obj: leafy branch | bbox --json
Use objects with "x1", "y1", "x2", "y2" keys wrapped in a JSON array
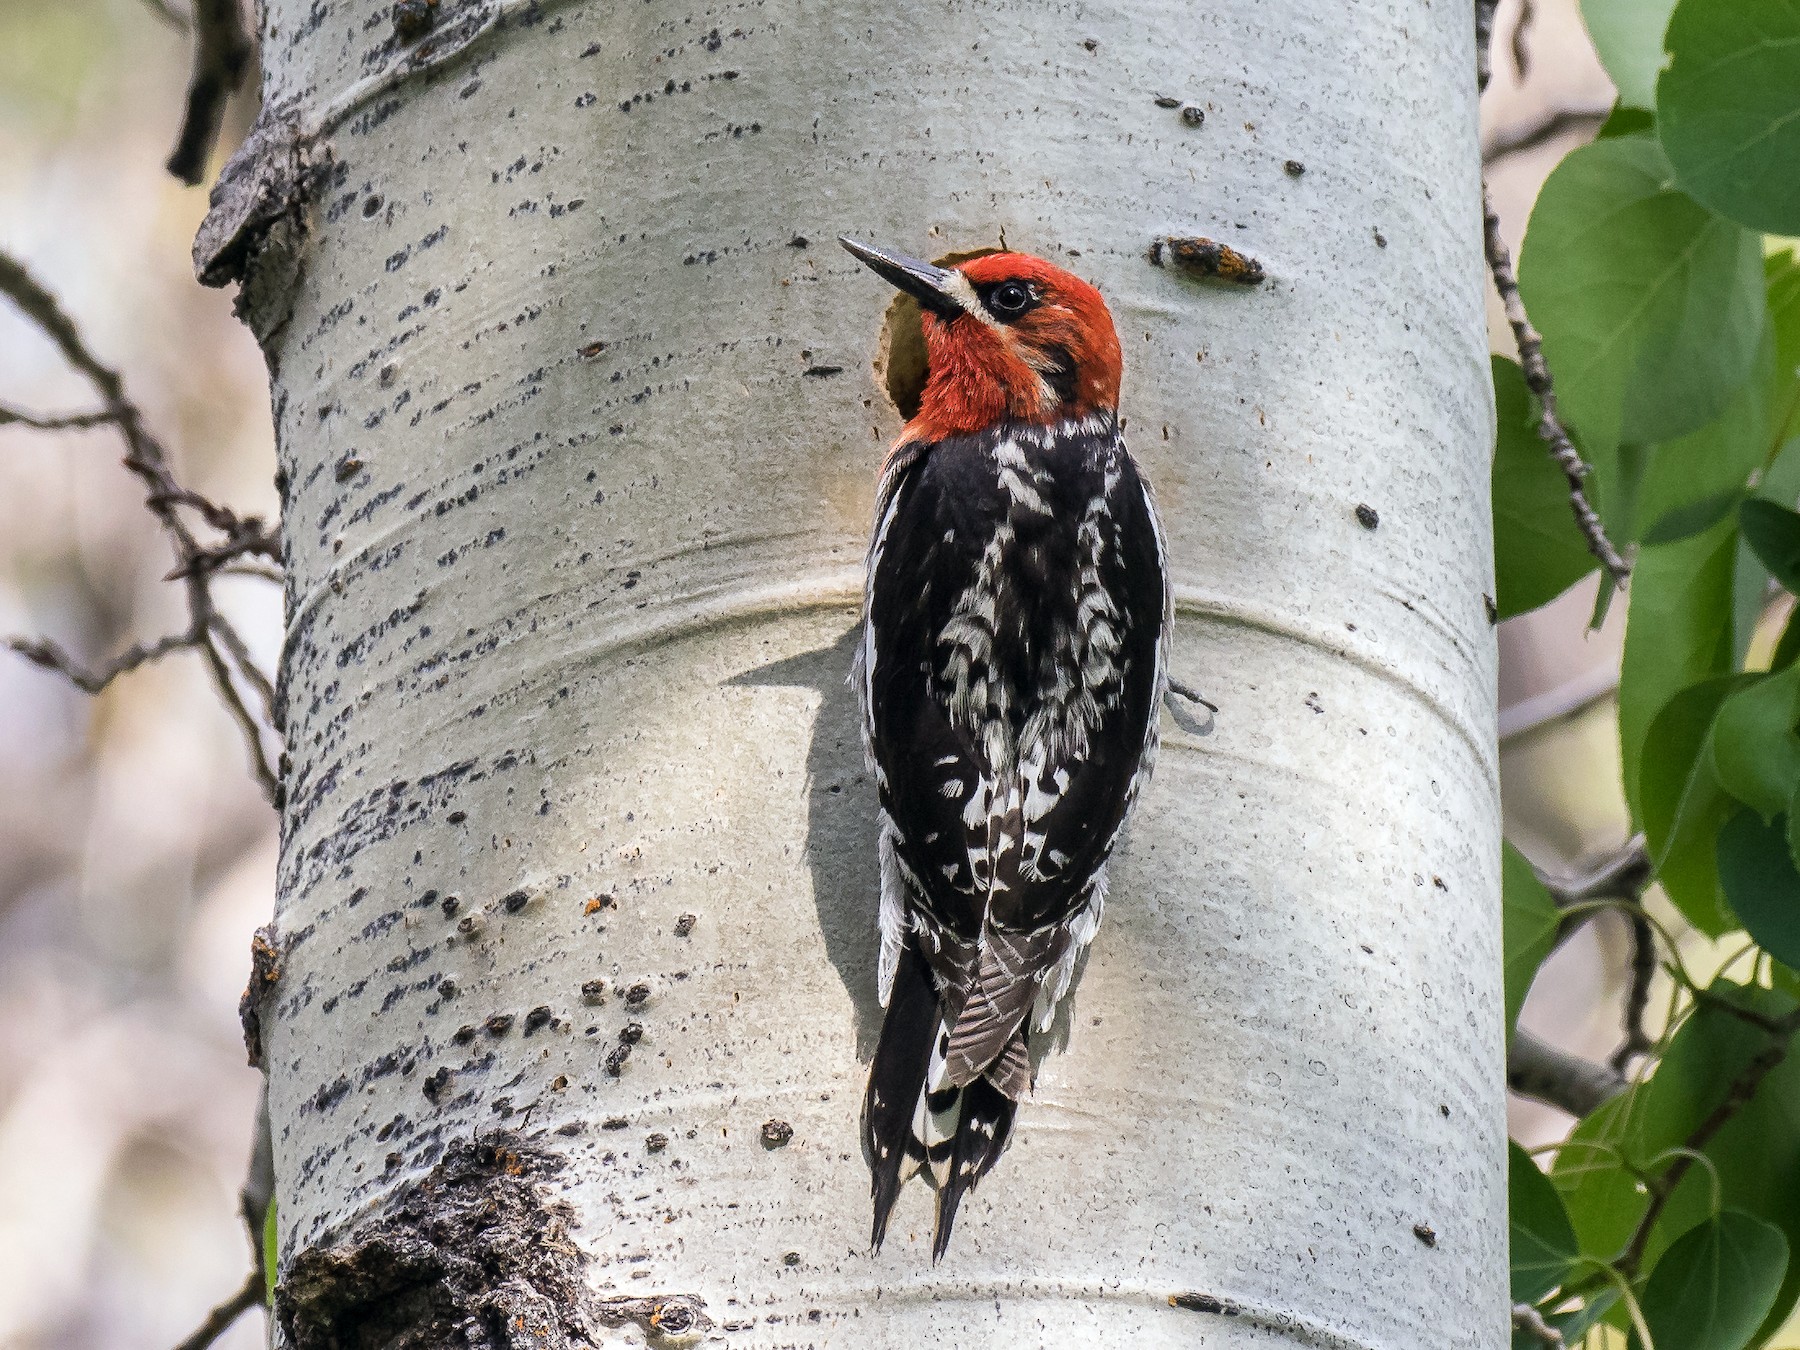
[
  {"x1": 1619, "y1": 1010, "x2": 1800, "y2": 1281},
  {"x1": 1481, "y1": 191, "x2": 1631, "y2": 586}
]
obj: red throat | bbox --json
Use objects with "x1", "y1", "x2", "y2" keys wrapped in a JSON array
[{"x1": 903, "y1": 253, "x2": 1123, "y2": 444}]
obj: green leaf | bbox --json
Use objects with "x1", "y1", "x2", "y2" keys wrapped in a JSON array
[
  {"x1": 1658, "y1": 0, "x2": 1800, "y2": 235},
  {"x1": 1775, "y1": 943, "x2": 1800, "y2": 997},
  {"x1": 1631, "y1": 1211, "x2": 1789, "y2": 1350},
  {"x1": 1511, "y1": 1141, "x2": 1580, "y2": 1304},
  {"x1": 1640, "y1": 488, "x2": 1743, "y2": 546},
  {"x1": 1503, "y1": 845, "x2": 1561, "y2": 1039},
  {"x1": 1599, "y1": 106, "x2": 1658, "y2": 140},
  {"x1": 1771, "y1": 251, "x2": 1800, "y2": 413},
  {"x1": 1557, "y1": 984, "x2": 1800, "y2": 1340},
  {"x1": 1635, "y1": 328, "x2": 1775, "y2": 545},
  {"x1": 1549, "y1": 1289, "x2": 1621, "y2": 1346},
  {"x1": 1518, "y1": 137, "x2": 1765, "y2": 536},
  {"x1": 1742, "y1": 499, "x2": 1800, "y2": 593},
  {"x1": 1774, "y1": 606, "x2": 1800, "y2": 673},
  {"x1": 263, "y1": 1200, "x2": 278, "y2": 1306},
  {"x1": 1642, "y1": 677, "x2": 1750, "y2": 935},
  {"x1": 1491, "y1": 357, "x2": 1597, "y2": 617},
  {"x1": 1719, "y1": 810, "x2": 1800, "y2": 970},
  {"x1": 1579, "y1": 0, "x2": 1679, "y2": 109},
  {"x1": 1621, "y1": 517, "x2": 1739, "y2": 825},
  {"x1": 1712, "y1": 665, "x2": 1800, "y2": 818},
  {"x1": 1734, "y1": 540, "x2": 1772, "y2": 673}
]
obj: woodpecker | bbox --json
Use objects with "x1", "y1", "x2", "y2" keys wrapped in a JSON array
[{"x1": 842, "y1": 238, "x2": 1170, "y2": 1258}]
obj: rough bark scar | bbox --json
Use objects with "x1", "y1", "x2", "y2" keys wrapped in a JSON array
[
  {"x1": 193, "y1": 103, "x2": 316, "y2": 290},
  {"x1": 277, "y1": 1133, "x2": 713, "y2": 1348},
  {"x1": 240, "y1": 923, "x2": 284, "y2": 1069}
]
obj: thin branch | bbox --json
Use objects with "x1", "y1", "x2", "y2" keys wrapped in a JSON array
[
  {"x1": 209, "y1": 610, "x2": 279, "y2": 730},
  {"x1": 1692, "y1": 985, "x2": 1800, "y2": 1036},
  {"x1": 166, "y1": 0, "x2": 252, "y2": 185},
  {"x1": 0, "y1": 402, "x2": 119, "y2": 431},
  {"x1": 0, "y1": 248, "x2": 280, "y2": 803},
  {"x1": 1475, "y1": 0, "x2": 1501, "y2": 94},
  {"x1": 1482, "y1": 186, "x2": 1632, "y2": 585},
  {"x1": 1482, "y1": 105, "x2": 1611, "y2": 166},
  {"x1": 215, "y1": 560, "x2": 285, "y2": 584},
  {"x1": 1508, "y1": 1028, "x2": 1629, "y2": 1116},
  {"x1": 196, "y1": 622, "x2": 280, "y2": 799},
  {"x1": 1536, "y1": 836, "x2": 1651, "y2": 911},
  {"x1": 171, "y1": 1268, "x2": 263, "y2": 1350},
  {"x1": 1512, "y1": 1304, "x2": 1566, "y2": 1350},
  {"x1": 1510, "y1": 0, "x2": 1535, "y2": 80},
  {"x1": 5, "y1": 629, "x2": 203, "y2": 694},
  {"x1": 164, "y1": 518, "x2": 281, "y2": 580},
  {"x1": 1611, "y1": 911, "x2": 1657, "y2": 1071},
  {"x1": 1530, "y1": 838, "x2": 1665, "y2": 1071},
  {"x1": 1499, "y1": 663, "x2": 1620, "y2": 742}
]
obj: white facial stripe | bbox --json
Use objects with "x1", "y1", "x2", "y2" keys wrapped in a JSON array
[{"x1": 941, "y1": 271, "x2": 999, "y2": 327}]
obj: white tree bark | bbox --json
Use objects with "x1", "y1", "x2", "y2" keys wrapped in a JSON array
[{"x1": 224, "y1": 0, "x2": 1503, "y2": 1344}]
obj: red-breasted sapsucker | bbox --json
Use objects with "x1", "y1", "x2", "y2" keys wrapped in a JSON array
[{"x1": 842, "y1": 238, "x2": 1171, "y2": 1258}]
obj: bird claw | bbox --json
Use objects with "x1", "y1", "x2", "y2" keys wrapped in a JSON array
[{"x1": 1164, "y1": 680, "x2": 1217, "y2": 736}]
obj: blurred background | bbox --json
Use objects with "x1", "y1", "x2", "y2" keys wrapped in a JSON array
[
  {"x1": 0, "y1": 1, "x2": 273, "y2": 1345},
  {"x1": 0, "y1": 0, "x2": 1716, "y2": 1344}
]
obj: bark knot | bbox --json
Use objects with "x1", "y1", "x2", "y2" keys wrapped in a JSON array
[
  {"x1": 240, "y1": 923, "x2": 284, "y2": 1068},
  {"x1": 276, "y1": 1132, "x2": 710, "y2": 1348}
]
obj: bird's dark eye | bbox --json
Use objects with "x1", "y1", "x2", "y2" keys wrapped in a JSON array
[{"x1": 987, "y1": 281, "x2": 1034, "y2": 319}]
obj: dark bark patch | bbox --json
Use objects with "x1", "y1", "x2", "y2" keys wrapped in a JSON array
[
  {"x1": 240, "y1": 923, "x2": 284, "y2": 1068},
  {"x1": 1149, "y1": 235, "x2": 1266, "y2": 286},
  {"x1": 1170, "y1": 1291, "x2": 1242, "y2": 1316},
  {"x1": 278, "y1": 1134, "x2": 709, "y2": 1348}
]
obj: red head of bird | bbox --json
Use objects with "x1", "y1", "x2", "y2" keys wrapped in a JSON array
[{"x1": 840, "y1": 239, "x2": 1124, "y2": 444}]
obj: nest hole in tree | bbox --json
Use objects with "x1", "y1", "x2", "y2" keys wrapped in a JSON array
[{"x1": 872, "y1": 245, "x2": 1002, "y2": 421}]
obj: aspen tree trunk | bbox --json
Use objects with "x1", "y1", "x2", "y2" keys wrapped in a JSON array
[{"x1": 217, "y1": 0, "x2": 1504, "y2": 1344}]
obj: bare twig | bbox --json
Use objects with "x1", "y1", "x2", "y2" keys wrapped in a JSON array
[
  {"x1": 164, "y1": 518, "x2": 281, "y2": 580},
  {"x1": 166, "y1": 0, "x2": 252, "y2": 185},
  {"x1": 1499, "y1": 664, "x2": 1621, "y2": 743},
  {"x1": 1482, "y1": 104, "x2": 1611, "y2": 166},
  {"x1": 6, "y1": 630, "x2": 203, "y2": 695},
  {"x1": 171, "y1": 1268, "x2": 263, "y2": 1350},
  {"x1": 1611, "y1": 911, "x2": 1657, "y2": 1071},
  {"x1": 1475, "y1": 0, "x2": 1501, "y2": 94},
  {"x1": 0, "y1": 249, "x2": 280, "y2": 801},
  {"x1": 1535, "y1": 836, "x2": 1651, "y2": 911},
  {"x1": 1529, "y1": 838, "x2": 1660, "y2": 1073},
  {"x1": 0, "y1": 402, "x2": 119, "y2": 431},
  {"x1": 1474, "y1": 0, "x2": 1628, "y2": 585},
  {"x1": 210, "y1": 612, "x2": 278, "y2": 728},
  {"x1": 1512, "y1": 1303, "x2": 1566, "y2": 1350},
  {"x1": 1482, "y1": 187, "x2": 1631, "y2": 585},
  {"x1": 1510, "y1": 0, "x2": 1535, "y2": 80},
  {"x1": 1508, "y1": 1028, "x2": 1629, "y2": 1116}
]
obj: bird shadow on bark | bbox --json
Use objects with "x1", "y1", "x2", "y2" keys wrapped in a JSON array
[{"x1": 727, "y1": 622, "x2": 885, "y2": 1059}]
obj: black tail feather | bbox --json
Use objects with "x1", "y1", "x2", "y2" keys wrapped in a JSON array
[
  {"x1": 864, "y1": 938, "x2": 938, "y2": 1250},
  {"x1": 930, "y1": 1067, "x2": 1018, "y2": 1261}
]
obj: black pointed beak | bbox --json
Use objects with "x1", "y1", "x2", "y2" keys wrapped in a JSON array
[{"x1": 839, "y1": 237, "x2": 966, "y2": 319}]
